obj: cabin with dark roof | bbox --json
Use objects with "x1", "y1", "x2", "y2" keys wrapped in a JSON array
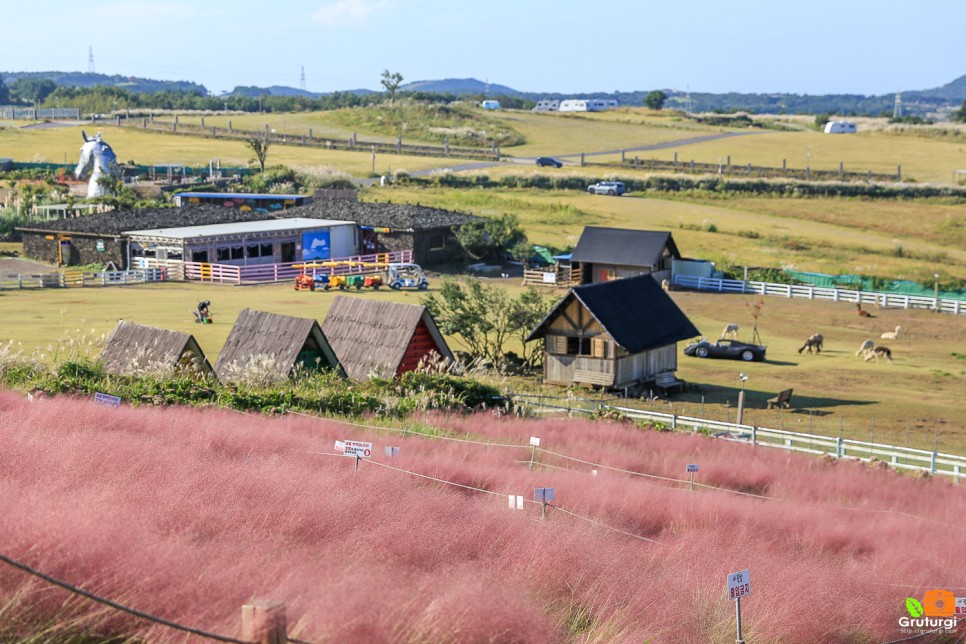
[
  {"x1": 526, "y1": 275, "x2": 700, "y2": 388},
  {"x1": 321, "y1": 296, "x2": 453, "y2": 380},
  {"x1": 100, "y1": 321, "x2": 212, "y2": 378},
  {"x1": 214, "y1": 309, "x2": 344, "y2": 384},
  {"x1": 571, "y1": 226, "x2": 680, "y2": 285}
]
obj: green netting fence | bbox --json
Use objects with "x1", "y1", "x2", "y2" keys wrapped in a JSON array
[{"x1": 785, "y1": 270, "x2": 965, "y2": 301}]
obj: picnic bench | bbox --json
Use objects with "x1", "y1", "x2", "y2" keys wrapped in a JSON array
[
  {"x1": 652, "y1": 370, "x2": 686, "y2": 395},
  {"x1": 766, "y1": 388, "x2": 793, "y2": 409}
]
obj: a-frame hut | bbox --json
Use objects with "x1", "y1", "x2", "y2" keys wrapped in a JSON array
[
  {"x1": 322, "y1": 296, "x2": 454, "y2": 380},
  {"x1": 100, "y1": 320, "x2": 213, "y2": 377},
  {"x1": 214, "y1": 309, "x2": 344, "y2": 384},
  {"x1": 526, "y1": 275, "x2": 700, "y2": 388}
]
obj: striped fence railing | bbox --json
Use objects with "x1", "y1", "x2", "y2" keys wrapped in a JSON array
[
  {"x1": 672, "y1": 275, "x2": 966, "y2": 315},
  {"x1": 0, "y1": 268, "x2": 167, "y2": 290},
  {"x1": 513, "y1": 397, "x2": 965, "y2": 480}
]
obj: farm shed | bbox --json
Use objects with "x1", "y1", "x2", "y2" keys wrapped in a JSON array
[
  {"x1": 100, "y1": 320, "x2": 213, "y2": 378},
  {"x1": 526, "y1": 275, "x2": 700, "y2": 388},
  {"x1": 321, "y1": 296, "x2": 454, "y2": 380},
  {"x1": 290, "y1": 201, "x2": 477, "y2": 267},
  {"x1": 124, "y1": 217, "x2": 357, "y2": 266},
  {"x1": 214, "y1": 309, "x2": 344, "y2": 384},
  {"x1": 571, "y1": 226, "x2": 681, "y2": 285},
  {"x1": 173, "y1": 192, "x2": 312, "y2": 211}
]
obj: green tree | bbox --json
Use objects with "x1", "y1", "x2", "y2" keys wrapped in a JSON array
[
  {"x1": 950, "y1": 101, "x2": 966, "y2": 123},
  {"x1": 245, "y1": 131, "x2": 272, "y2": 172},
  {"x1": 509, "y1": 287, "x2": 554, "y2": 369},
  {"x1": 10, "y1": 77, "x2": 56, "y2": 105},
  {"x1": 380, "y1": 70, "x2": 404, "y2": 105},
  {"x1": 644, "y1": 90, "x2": 667, "y2": 110},
  {"x1": 0, "y1": 74, "x2": 9, "y2": 104},
  {"x1": 456, "y1": 214, "x2": 527, "y2": 264}
]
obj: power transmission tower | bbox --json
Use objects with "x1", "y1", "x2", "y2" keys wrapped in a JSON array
[
  {"x1": 893, "y1": 92, "x2": 902, "y2": 119},
  {"x1": 300, "y1": 66, "x2": 306, "y2": 91},
  {"x1": 87, "y1": 46, "x2": 95, "y2": 74}
]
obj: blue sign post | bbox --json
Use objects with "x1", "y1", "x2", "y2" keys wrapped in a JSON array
[{"x1": 534, "y1": 487, "x2": 555, "y2": 519}]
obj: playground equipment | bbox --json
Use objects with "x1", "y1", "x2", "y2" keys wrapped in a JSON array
[{"x1": 293, "y1": 261, "x2": 426, "y2": 292}]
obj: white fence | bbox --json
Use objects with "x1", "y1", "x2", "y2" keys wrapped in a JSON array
[
  {"x1": 0, "y1": 268, "x2": 167, "y2": 290},
  {"x1": 672, "y1": 275, "x2": 966, "y2": 315},
  {"x1": 513, "y1": 396, "x2": 965, "y2": 480}
]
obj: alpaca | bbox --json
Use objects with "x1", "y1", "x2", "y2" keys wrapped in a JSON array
[
  {"x1": 661, "y1": 279, "x2": 670, "y2": 293},
  {"x1": 856, "y1": 302, "x2": 874, "y2": 318},
  {"x1": 720, "y1": 323, "x2": 739, "y2": 340},
  {"x1": 855, "y1": 339, "x2": 874, "y2": 356},
  {"x1": 864, "y1": 346, "x2": 893, "y2": 364},
  {"x1": 880, "y1": 325, "x2": 902, "y2": 340},
  {"x1": 798, "y1": 333, "x2": 824, "y2": 354}
]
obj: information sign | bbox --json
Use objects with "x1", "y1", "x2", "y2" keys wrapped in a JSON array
[{"x1": 727, "y1": 570, "x2": 751, "y2": 601}]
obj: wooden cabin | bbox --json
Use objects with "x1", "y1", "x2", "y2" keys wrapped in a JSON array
[
  {"x1": 526, "y1": 275, "x2": 700, "y2": 388},
  {"x1": 213, "y1": 309, "x2": 344, "y2": 384},
  {"x1": 571, "y1": 226, "x2": 680, "y2": 285},
  {"x1": 321, "y1": 296, "x2": 454, "y2": 380},
  {"x1": 100, "y1": 320, "x2": 213, "y2": 378}
]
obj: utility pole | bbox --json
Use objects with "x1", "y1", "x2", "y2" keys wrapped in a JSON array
[{"x1": 87, "y1": 46, "x2": 95, "y2": 74}]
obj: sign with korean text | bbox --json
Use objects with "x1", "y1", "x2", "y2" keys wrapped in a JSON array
[
  {"x1": 94, "y1": 392, "x2": 121, "y2": 408},
  {"x1": 342, "y1": 440, "x2": 372, "y2": 458},
  {"x1": 686, "y1": 464, "x2": 699, "y2": 473},
  {"x1": 727, "y1": 569, "x2": 751, "y2": 601}
]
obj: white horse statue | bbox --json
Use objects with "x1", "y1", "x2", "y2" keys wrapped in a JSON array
[{"x1": 75, "y1": 131, "x2": 118, "y2": 198}]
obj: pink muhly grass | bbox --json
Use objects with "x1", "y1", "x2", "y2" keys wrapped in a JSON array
[{"x1": 0, "y1": 391, "x2": 963, "y2": 642}]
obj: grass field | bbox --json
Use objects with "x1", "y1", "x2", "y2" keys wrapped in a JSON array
[
  {"x1": 0, "y1": 279, "x2": 962, "y2": 453},
  {"x1": 372, "y1": 186, "x2": 966, "y2": 282},
  {"x1": 4, "y1": 107, "x2": 964, "y2": 183}
]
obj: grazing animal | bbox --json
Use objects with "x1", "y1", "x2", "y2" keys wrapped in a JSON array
[
  {"x1": 880, "y1": 325, "x2": 902, "y2": 340},
  {"x1": 856, "y1": 302, "x2": 874, "y2": 318},
  {"x1": 720, "y1": 323, "x2": 740, "y2": 340},
  {"x1": 864, "y1": 346, "x2": 893, "y2": 364},
  {"x1": 855, "y1": 339, "x2": 874, "y2": 356},
  {"x1": 798, "y1": 333, "x2": 824, "y2": 354}
]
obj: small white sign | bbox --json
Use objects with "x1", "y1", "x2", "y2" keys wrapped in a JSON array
[
  {"x1": 342, "y1": 440, "x2": 372, "y2": 458},
  {"x1": 687, "y1": 464, "x2": 699, "y2": 473},
  {"x1": 727, "y1": 569, "x2": 751, "y2": 601},
  {"x1": 542, "y1": 272, "x2": 557, "y2": 284},
  {"x1": 334, "y1": 440, "x2": 346, "y2": 452},
  {"x1": 385, "y1": 446, "x2": 400, "y2": 457},
  {"x1": 508, "y1": 495, "x2": 524, "y2": 510},
  {"x1": 955, "y1": 597, "x2": 966, "y2": 615},
  {"x1": 529, "y1": 436, "x2": 541, "y2": 447},
  {"x1": 94, "y1": 392, "x2": 121, "y2": 408}
]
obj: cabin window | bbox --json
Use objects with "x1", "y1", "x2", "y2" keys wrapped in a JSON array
[
  {"x1": 216, "y1": 247, "x2": 230, "y2": 261},
  {"x1": 428, "y1": 232, "x2": 446, "y2": 250},
  {"x1": 230, "y1": 246, "x2": 244, "y2": 260},
  {"x1": 247, "y1": 244, "x2": 261, "y2": 258},
  {"x1": 566, "y1": 337, "x2": 592, "y2": 356}
]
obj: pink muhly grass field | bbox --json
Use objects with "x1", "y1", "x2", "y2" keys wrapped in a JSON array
[{"x1": 0, "y1": 391, "x2": 963, "y2": 643}]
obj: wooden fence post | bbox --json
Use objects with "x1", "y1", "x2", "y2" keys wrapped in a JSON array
[{"x1": 242, "y1": 600, "x2": 287, "y2": 644}]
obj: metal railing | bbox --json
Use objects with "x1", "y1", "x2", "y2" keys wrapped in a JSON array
[
  {"x1": 0, "y1": 268, "x2": 167, "y2": 290},
  {"x1": 672, "y1": 275, "x2": 966, "y2": 315},
  {"x1": 513, "y1": 397, "x2": 965, "y2": 480}
]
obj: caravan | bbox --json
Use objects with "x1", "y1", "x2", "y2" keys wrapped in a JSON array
[{"x1": 824, "y1": 120, "x2": 857, "y2": 134}]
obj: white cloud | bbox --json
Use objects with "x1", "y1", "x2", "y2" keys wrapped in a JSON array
[{"x1": 312, "y1": 0, "x2": 391, "y2": 26}]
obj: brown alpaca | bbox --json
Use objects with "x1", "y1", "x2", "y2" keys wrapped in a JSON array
[
  {"x1": 798, "y1": 333, "x2": 823, "y2": 354},
  {"x1": 856, "y1": 302, "x2": 874, "y2": 318}
]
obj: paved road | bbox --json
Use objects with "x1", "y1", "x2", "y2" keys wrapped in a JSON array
[{"x1": 359, "y1": 130, "x2": 768, "y2": 185}]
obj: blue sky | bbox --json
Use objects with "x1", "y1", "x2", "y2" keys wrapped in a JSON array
[{"x1": 1, "y1": 0, "x2": 962, "y2": 96}]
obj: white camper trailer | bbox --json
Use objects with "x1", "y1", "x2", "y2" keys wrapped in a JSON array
[
  {"x1": 824, "y1": 120, "x2": 857, "y2": 134},
  {"x1": 480, "y1": 100, "x2": 501, "y2": 110}
]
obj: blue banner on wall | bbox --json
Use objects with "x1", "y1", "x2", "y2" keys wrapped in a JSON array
[{"x1": 302, "y1": 230, "x2": 331, "y2": 260}]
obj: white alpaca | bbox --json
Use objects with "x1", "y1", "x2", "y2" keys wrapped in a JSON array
[
  {"x1": 855, "y1": 339, "x2": 874, "y2": 356},
  {"x1": 880, "y1": 325, "x2": 901, "y2": 340},
  {"x1": 720, "y1": 323, "x2": 739, "y2": 340}
]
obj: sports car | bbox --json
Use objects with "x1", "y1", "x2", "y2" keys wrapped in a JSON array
[{"x1": 683, "y1": 339, "x2": 766, "y2": 362}]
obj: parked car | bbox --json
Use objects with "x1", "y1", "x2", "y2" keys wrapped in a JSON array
[
  {"x1": 683, "y1": 339, "x2": 766, "y2": 362},
  {"x1": 536, "y1": 157, "x2": 563, "y2": 168},
  {"x1": 587, "y1": 181, "x2": 626, "y2": 195}
]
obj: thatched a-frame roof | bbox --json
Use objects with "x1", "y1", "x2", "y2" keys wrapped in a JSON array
[
  {"x1": 321, "y1": 296, "x2": 453, "y2": 380},
  {"x1": 214, "y1": 309, "x2": 344, "y2": 384},
  {"x1": 100, "y1": 320, "x2": 212, "y2": 377}
]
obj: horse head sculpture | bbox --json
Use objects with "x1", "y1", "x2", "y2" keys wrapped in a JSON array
[{"x1": 75, "y1": 131, "x2": 118, "y2": 198}]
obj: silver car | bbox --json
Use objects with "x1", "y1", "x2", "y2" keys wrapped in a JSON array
[{"x1": 587, "y1": 181, "x2": 626, "y2": 196}]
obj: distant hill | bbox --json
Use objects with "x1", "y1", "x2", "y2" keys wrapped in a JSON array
[
  {"x1": 0, "y1": 71, "x2": 206, "y2": 95},
  {"x1": 225, "y1": 85, "x2": 376, "y2": 98},
  {"x1": 400, "y1": 78, "x2": 523, "y2": 96}
]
